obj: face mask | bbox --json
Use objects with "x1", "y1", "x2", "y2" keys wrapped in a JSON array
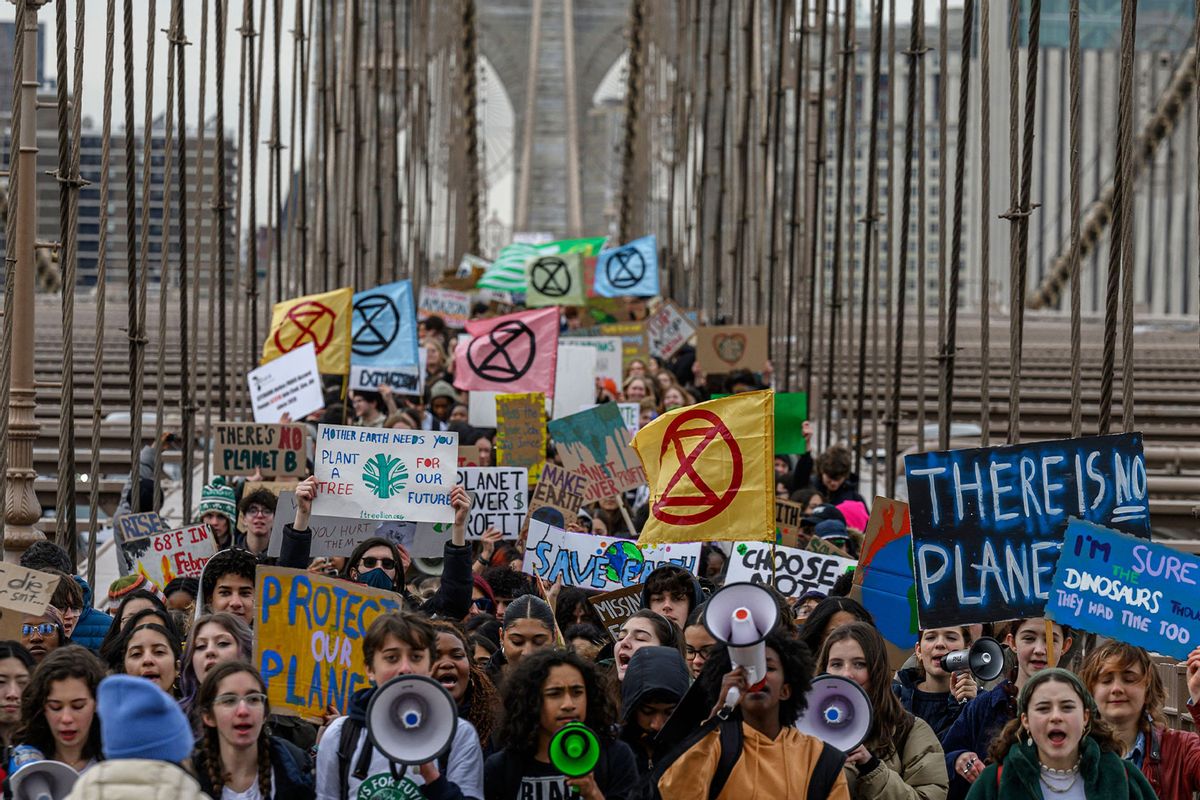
[{"x1": 358, "y1": 568, "x2": 393, "y2": 590}]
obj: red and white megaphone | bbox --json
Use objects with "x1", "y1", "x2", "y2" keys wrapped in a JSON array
[{"x1": 703, "y1": 582, "x2": 779, "y2": 710}]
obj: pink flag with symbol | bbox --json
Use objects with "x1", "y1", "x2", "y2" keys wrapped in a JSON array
[{"x1": 454, "y1": 306, "x2": 559, "y2": 396}]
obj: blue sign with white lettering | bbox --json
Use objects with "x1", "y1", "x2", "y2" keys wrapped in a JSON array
[
  {"x1": 904, "y1": 432, "x2": 1150, "y2": 627},
  {"x1": 1046, "y1": 519, "x2": 1198, "y2": 659}
]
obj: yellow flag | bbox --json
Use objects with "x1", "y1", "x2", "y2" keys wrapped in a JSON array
[
  {"x1": 633, "y1": 389, "x2": 774, "y2": 545},
  {"x1": 261, "y1": 287, "x2": 353, "y2": 375}
]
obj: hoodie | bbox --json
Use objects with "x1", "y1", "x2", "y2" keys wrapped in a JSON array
[
  {"x1": 620, "y1": 647, "x2": 691, "y2": 776},
  {"x1": 638, "y1": 567, "x2": 704, "y2": 613},
  {"x1": 71, "y1": 576, "x2": 114, "y2": 653}
]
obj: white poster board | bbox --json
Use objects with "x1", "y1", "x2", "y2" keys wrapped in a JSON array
[{"x1": 248, "y1": 342, "x2": 324, "y2": 423}]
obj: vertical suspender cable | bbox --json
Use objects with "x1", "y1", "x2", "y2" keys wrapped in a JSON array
[
  {"x1": 1067, "y1": 0, "x2": 1082, "y2": 438},
  {"x1": 175, "y1": 0, "x2": 194, "y2": 521},
  {"x1": 192, "y1": 0, "x2": 210, "y2": 482},
  {"x1": 979, "y1": 0, "x2": 992, "y2": 445},
  {"x1": 215, "y1": 0, "x2": 230, "y2": 416},
  {"x1": 934, "y1": 0, "x2": 948, "y2": 447},
  {"x1": 122, "y1": 0, "x2": 142, "y2": 511},
  {"x1": 153, "y1": 3, "x2": 178, "y2": 525},
  {"x1": 914, "y1": 0, "x2": 927, "y2": 451},
  {"x1": 802, "y1": 0, "x2": 828, "y2": 403},
  {"x1": 1116, "y1": 0, "x2": 1136, "y2": 433},
  {"x1": 245, "y1": 0, "x2": 261, "y2": 366},
  {"x1": 270, "y1": 0, "x2": 283, "y2": 304},
  {"x1": 784, "y1": 0, "x2": 809, "y2": 394},
  {"x1": 711, "y1": 0, "x2": 734, "y2": 319},
  {"x1": 823, "y1": 0, "x2": 852, "y2": 447},
  {"x1": 1003, "y1": 0, "x2": 1021, "y2": 443}
]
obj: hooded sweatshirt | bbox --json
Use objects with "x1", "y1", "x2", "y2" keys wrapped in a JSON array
[
  {"x1": 620, "y1": 646, "x2": 691, "y2": 775},
  {"x1": 71, "y1": 576, "x2": 114, "y2": 653}
]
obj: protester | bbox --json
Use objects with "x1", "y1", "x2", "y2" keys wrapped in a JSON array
[
  {"x1": 1079, "y1": 641, "x2": 1200, "y2": 799},
  {"x1": 941, "y1": 618, "x2": 1072, "y2": 800},
  {"x1": 640, "y1": 565, "x2": 704, "y2": 629},
  {"x1": 162, "y1": 577, "x2": 200, "y2": 612},
  {"x1": 20, "y1": 606, "x2": 67, "y2": 664},
  {"x1": 179, "y1": 612, "x2": 253, "y2": 715},
  {"x1": 104, "y1": 574, "x2": 156, "y2": 615},
  {"x1": 614, "y1": 610, "x2": 683, "y2": 681},
  {"x1": 11, "y1": 645, "x2": 106, "y2": 772},
  {"x1": 202, "y1": 548, "x2": 260, "y2": 626},
  {"x1": 314, "y1": 612, "x2": 484, "y2": 800},
  {"x1": 797, "y1": 595, "x2": 875, "y2": 658},
  {"x1": 620, "y1": 646, "x2": 690, "y2": 776},
  {"x1": 488, "y1": 595, "x2": 556, "y2": 683},
  {"x1": 810, "y1": 444, "x2": 868, "y2": 507},
  {"x1": 0, "y1": 643, "x2": 33, "y2": 786},
  {"x1": 46, "y1": 569, "x2": 85, "y2": 639},
  {"x1": 194, "y1": 661, "x2": 315, "y2": 800},
  {"x1": 966, "y1": 668, "x2": 1156, "y2": 800},
  {"x1": 96, "y1": 589, "x2": 170, "y2": 660},
  {"x1": 431, "y1": 620, "x2": 500, "y2": 751},
  {"x1": 819, "y1": 622, "x2": 948, "y2": 799},
  {"x1": 794, "y1": 590, "x2": 826, "y2": 622},
  {"x1": 350, "y1": 390, "x2": 388, "y2": 427},
  {"x1": 20, "y1": 541, "x2": 113, "y2": 652},
  {"x1": 564, "y1": 624, "x2": 606, "y2": 662},
  {"x1": 893, "y1": 627, "x2": 979, "y2": 738},
  {"x1": 555, "y1": 586, "x2": 603, "y2": 633},
  {"x1": 237, "y1": 488, "x2": 278, "y2": 556},
  {"x1": 482, "y1": 568, "x2": 534, "y2": 617},
  {"x1": 112, "y1": 608, "x2": 182, "y2": 695},
  {"x1": 683, "y1": 603, "x2": 717, "y2": 679},
  {"x1": 197, "y1": 476, "x2": 239, "y2": 550},
  {"x1": 484, "y1": 649, "x2": 637, "y2": 800}
]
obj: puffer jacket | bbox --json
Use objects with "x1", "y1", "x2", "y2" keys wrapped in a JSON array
[
  {"x1": 71, "y1": 576, "x2": 113, "y2": 653},
  {"x1": 64, "y1": 759, "x2": 209, "y2": 800},
  {"x1": 843, "y1": 714, "x2": 948, "y2": 800}
]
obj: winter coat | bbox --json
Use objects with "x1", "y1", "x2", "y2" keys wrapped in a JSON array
[
  {"x1": 71, "y1": 576, "x2": 113, "y2": 653},
  {"x1": 939, "y1": 680, "x2": 1016, "y2": 800},
  {"x1": 893, "y1": 667, "x2": 967, "y2": 740},
  {"x1": 1140, "y1": 700, "x2": 1200, "y2": 800},
  {"x1": 485, "y1": 739, "x2": 638, "y2": 800},
  {"x1": 844, "y1": 714, "x2": 948, "y2": 800},
  {"x1": 412, "y1": 542, "x2": 474, "y2": 620},
  {"x1": 195, "y1": 734, "x2": 315, "y2": 800},
  {"x1": 808, "y1": 472, "x2": 869, "y2": 508},
  {"x1": 64, "y1": 759, "x2": 209, "y2": 800},
  {"x1": 965, "y1": 737, "x2": 1156, "y2": 800}
]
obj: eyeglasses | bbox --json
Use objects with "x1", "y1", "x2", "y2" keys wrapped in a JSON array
[
  {"x1": 22, "y1": 624, "x2": 56, "y2": 637},
  {"x1": 244, "y1": 506, "x2": 273, "y2": 517},
  {"x1": 471, "y1": 597, "x2": 495, "y2": 613},
  {"x1": 360, "y1": 557, "x2": 396, "y2": 570},
  {"x1": 212, "y1": 692, "x2": 268, "y2": 710}
]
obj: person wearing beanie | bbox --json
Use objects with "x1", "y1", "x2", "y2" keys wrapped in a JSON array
[
  {"x1": 63, "y1": 674, "x2": 208, "y2": 800},
  {"x1": 196, "y1": 476, "x2": 238, "y2": 549},
  {"x1": 428, "y1": 380, "x2": 459, "y2": 425},
  {"x1": 619, "y1": 646, "x2": 691, "y2": 776},
  {"x1": 105, "y1": 574, "x2": 154, "y2": 615}
]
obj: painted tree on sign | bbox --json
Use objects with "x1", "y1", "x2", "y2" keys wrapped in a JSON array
[{"x1": 363, "y1": 454, "x2": 408, "y2": 500}]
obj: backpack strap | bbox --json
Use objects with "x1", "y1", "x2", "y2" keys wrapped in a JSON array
[
  {"x1": 707, "y1": 718, "x2": 744, "y2": 800},
  {"x1": 336, "y1": 718, "x2": 366, "y2": 800},
  {"x1": 805, "y1": 742, "x2": 848, "y2": 800},
  {"x1": 996, "y1": 764, "x2": 1002, "y2": 787}
]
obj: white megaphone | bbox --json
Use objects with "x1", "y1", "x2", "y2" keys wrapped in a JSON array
[
  {"x1": 797, "y1": 675, "x2": 873, "y2": 753},
  {"x1": 10, "y1": 761, "x2": 78, "y2": 800},
  {"x1": 703, "y1": 583, "x2": 779, "y2": 711},
  {"x1": 941, "y1": 636, "x2": 1005, "y2": 688},
  {"x1": 367, "y1": 675, "x2": 459, "y2": 767}
]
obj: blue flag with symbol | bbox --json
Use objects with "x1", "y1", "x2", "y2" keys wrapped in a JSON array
[
  {"x1": 350, "y1": 280, "x2": 419, "y2": 367},
  {"x1": 593, "y1": 235, "x2": 659, "y2": 298}
]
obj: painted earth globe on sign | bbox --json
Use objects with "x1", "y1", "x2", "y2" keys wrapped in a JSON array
[{"x1": 601, "y1": 540, "x2": 644, "y2": 584}]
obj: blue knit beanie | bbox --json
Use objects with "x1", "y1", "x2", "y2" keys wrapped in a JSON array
[{"x1": 97, "y1": 675, "x2": 194, "y2": 763}]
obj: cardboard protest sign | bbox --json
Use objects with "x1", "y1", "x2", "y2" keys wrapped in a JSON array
[
  {"x1": 1046, "y1": 519, "x2": 1200, "y2": 660},
  {"x1": 262, "y1": 287, "x2": 353, "y2": 375},
  {"x1": 454, "y1": 307, "x2": 559, "y2": 396},
  {"x1": 267, "y1": 492, "x2": 380, "y2": 558},
  {"x1": 495, "y1": 393, "x2": 547, "y2": 482},
  {"x1": 122, "y1": 524, "x2": 216, "y2": 590},
  {"x1": 526, "y1": 252, "x2": 586, "y2": 307},
  {"x1": 523, "y1": 520, "x2": 700, "y2": 591},
  {"x1": 417, "y1": 286, "x2": 472, "y2": 328},
  {"x1": 351, "y1": 281, "x2": 419, "y2": 368},
  {"x1": 552, "y1": 344, "x2": 597, "y2": 420},
  {"x1": 634, "y1": 391, "x2": 775, "y2": 545},
  {"x1": 775, "y1": 499, "x2": 806, "y2": 548},
  {"x1": 558, "y1": 336, "x2": 623, "y2": 389},
  {"x1": 727, "y1": 541, "x2": 855, "y2": 598},
  {"x1": 255, "y1": 566, "x2": 403, "y2": 720},
  {"x1": 853, "y1": 497, "x2": 918, "y2": 650},
  {"x1": 548, "y1": 403, "x2": 646, "y2": 503},
  {"x1": 312, "y1": 424, "x2": 458, "y2": 523},
  {"x1": 458, "y1": 444, "x2": 484, "y2": 467},
  {"x1": 248, "y1": 342, "x2": 324, "y2": 423},
  {"x1": 806, "y1": 536, "x2": 853, "y2": 559},
  {"x1": 0, "y1": 563, "x2": 60, "y2": 616},
  {"x1": 696, "y1": 325, "x2": 769, "y2": 374},
  {"x1": 905, "y1": 432, "x2": 1151, "y2": 627},
  {"x1": 593, "y1": 235, "x2": 659, "y2": 297},
  {"x1": 527, "y1": 463, "x2": 586, "y2": 529},
  {"x1": 113, "y1": 512, "x2": 170, "y2": 573},
  {"x1": 213, "y1": 423, "x2": 308, "y2": 478},
  {"x1": 646, "y1": 301, "x2": 695, "y2": 359},
  {"x1": 598, "y1": 322, "x2": 650, "y2": 368},
  {"x1": 450, "y1": 467, "x2": 528, "y2": 538},
  {"x1": 589, "y1": 583, "x2": 644, "y2": 641}
]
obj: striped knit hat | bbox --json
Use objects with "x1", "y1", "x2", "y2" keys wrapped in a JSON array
[{"x1": 196, "y1": 476, "x2": 237, "y2": 527}]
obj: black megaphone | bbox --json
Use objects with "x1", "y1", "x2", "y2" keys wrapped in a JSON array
[{"x1": 940, "y1": 636, "x2": 1005, "y2": 683}]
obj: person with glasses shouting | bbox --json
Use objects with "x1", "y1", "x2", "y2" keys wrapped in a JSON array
[
  {"x1": 19, "y1": 607, "x2": 67, "y2": 664},
  {"x1": 194, "y1": 660, "x2": 315, "y2": 800}
]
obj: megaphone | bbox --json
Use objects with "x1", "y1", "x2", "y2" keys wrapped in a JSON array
[
  {"x1": 940, "y1": 636, "x2": 1005, "y2": 683},
  {"x1": 366, "y1": 675, "x2": 459, "y2": 766},
  {"x1": 10, "y1": 761, "x2": 78, "y2": 800},
  {"x1": 549, "y1": 722, "x2": 601, "y2": 778},
  {"x1": 796, "y1": 675, "x2": 873, "y2": 753},
  {"x1": 703, "y1": 583, "x2": 779, "y2": 710}
]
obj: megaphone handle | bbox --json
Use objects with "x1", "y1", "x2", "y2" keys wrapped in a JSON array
[{"x1": 723, "y1": 685, "x2": 741, "y2": 711}]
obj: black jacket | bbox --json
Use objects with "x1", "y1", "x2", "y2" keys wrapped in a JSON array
[
  {"x1": 483, "y1": 739, "x2": 639, "y2": 800},
  {"x1": 807, "y1": 472, "x2": 868, "y2": 507},
  {"x1": 891, "y1": 666, "x2": 965, "y2": 740},
  {"x1": 194, "y1": 735, "x2": 315, "y2": 800},
  {"x1": 412, "y1": 542, "x2": 473, "y2": 620},
  {"x1": 620, "y1": 647, "x2": 691, "y2": 776}
]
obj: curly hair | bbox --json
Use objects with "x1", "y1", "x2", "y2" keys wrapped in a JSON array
[
  {"x1": 196, "y1": 661, "x2": 273, "y2": 800},
  {"x1": 692, "y1": 631, "x2": 814, "y2": 726},
  {"x1": 14, "y1": 646, "x2": 106, "y2": 760},
  {"x1": 1077, "y1": 642, "x2": 1167, "y2": 732},
  {"x1": 797, "y1": 595, "x2": 874, "y2": 657},
  {"x1": 432, "y1": 620, "x2": 500, "y2": 747},
  {"x1": 555, "y1": 586, "x2": 602, "y2": 633},
  {"x1": 496, "y1": 648, "x2": 615, "y2": 759},
  {"x1": 202, "y1": 549, "x2": 260, "y2": 608},
  {"x1": 987, "y1": 673, "x2": 1123, "y2": 764},
  {"x1": 818, "y1": 622, "x2": 913, "y2": 761},
  {"x1": 179, "y1": 613, "x2": 254, "y2": 715}
]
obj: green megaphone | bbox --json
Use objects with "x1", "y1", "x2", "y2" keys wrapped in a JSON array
[{"x1": 549, "y1": 722, "x2": 601, "y2": 780}]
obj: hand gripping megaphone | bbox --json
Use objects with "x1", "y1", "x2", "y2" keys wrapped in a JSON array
[
  {"x1": 796, "y1": 675, "x2": 873, "y2": 753},
  {"x1": 703, "y1": 583, "x2": 779, "y2": 710},
  {"x1": 366, "y1": 675, "x2": 459, "y2": 767},
  {"x1": 940, "y1": 636, "x2": 1005, "y2": 683},
  {"x1": 549, "y1": 722, "x2": 602, "y2": 778},
  {"x1": 9, "y1": 761, "x2": 79, "y2": 800}
]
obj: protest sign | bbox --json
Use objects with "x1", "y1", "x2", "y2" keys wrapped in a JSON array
[
  {"x1": 113, "y1": 512, "x2": 170, "y2": 573},
  {"x1": 454, "y1": 307, "x2": 559, "y2": 396},
  {"x1": 527, "y1": 463, "x2": 586, "y2": 529},
  {"x1": 853, "y1": 497, "x2": 918, "y2": 650},
  {"x1": 646, "y1": 301, "x2": 695, "y2": 359},
  {"x1": 617, "y1": 403, "x2": 640, "y2": 435},
  {"x1": 312, "y1": 424, "x2": 458, "y2": 523},
  {"x1": 467, "y1": 390, "x2": 498, "y2": 428},
  {"x1": 1046, "y1": 519, "x2": 1200, "y2": 660},
  {"x1": 267, "y1": 492, "x2": 381, "y2": 558},
  {"x1": 905, "y1": 432, "x2": 1151, "y2": 627},
  {"x1": 0, "y1": 563, "x2": 60, "y2": 616},
  {"x1": 351, "y1": 281, "x2": 419, "y2": 368},
  {"x1": 248, "y1": 342, "x2": 324, "y2": 423},
  {"x1": 523, "y1": 520, "x2": 700, "y2": 592},
  {"x1": 598, "y1": 322, "x2": 650, "y2": 368},
  {"x1": 558, "y1": 336, "x2": 623, "y2": 389},
  {"x1": 526, "y1": 252, "x2": 586, "y2": 307},
  {"x1": 417, "y1": 287, "x2": 472, "y2": 328},
  {"x1": 589, "y1": 584, "x2": 644, "y2": 641},
  {"x1": 349, "y1": 349, "x2": 426, "y2": 395},
  {"x1": 775, "y1": 499, "x2": 806, "y2": 548},
  {"x1": 122, "y1": 524, "x2": 216, "y2": 591},
  {"x1": 458, "y1": 444, "x2": 484, "y2": 467},
  {"x1": 255, "y1": 566, "x2": 403, "y2": 720},
  {"x1": 548, "y1": 403, "x2": 646, "y2": 503},
  {"x1": 593, "y1": 235, "x2": 660, "y2": 297},
  {"x1": 495, "y1": 393, "x2": 547, "y2": 482},
  {"x1": 726, "y1": 541, "x2": 855, "y2": 598},
  {"x1": 552, "y1": 344, "x2": 597, "y2": 420},
  {"x1": 262, "y1": 287, "x2": 353, "y2": 375},
  {"x1": 634, "y1": 391, "x2": 775, "y2": 545},
  {"x1": 402, "y1": 467, "x2": 529, "y2": 555},
  {"x1": 807, "y1": 536, "x2": 853, "y2": 559},
  {"x1": 213, "y1": 423, "x2": 308, "y2": 478},
  {"x1": 696, "y1": 325, "x2": 769, "y2": 373}
]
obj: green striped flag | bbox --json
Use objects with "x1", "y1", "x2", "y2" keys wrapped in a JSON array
[{"x1": 477, "y1": 237, "x2": 608, "y2": 292}]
